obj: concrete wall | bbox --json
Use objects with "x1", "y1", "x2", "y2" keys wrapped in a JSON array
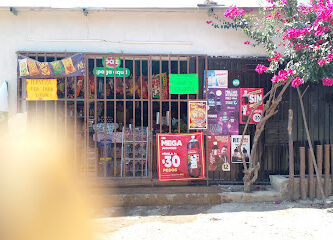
[{"x1": 0, "y1": 9, "x2": 266, "y2": 114}]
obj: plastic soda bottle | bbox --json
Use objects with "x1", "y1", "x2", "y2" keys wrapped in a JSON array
[{"x1": 187, "y1": 135, "x2": 201, "y2": 178}]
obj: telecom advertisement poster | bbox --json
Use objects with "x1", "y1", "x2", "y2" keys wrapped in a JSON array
[
  {"x1": 239, "y1": 88, "x2": 264, "y2": 124},
  {"x1": 205, "y1": 70, "x2": 228, "y2": 88},
  {"x1": 157, "y1": 132, "x2": 206, "y2": 181},
  {"x1": 206, "y1": 88, "x2": 239, "y2": 135}
]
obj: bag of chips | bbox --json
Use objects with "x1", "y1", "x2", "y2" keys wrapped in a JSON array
[
  {"x1": 27, "y1": 59, "x2": 40, "y2": 76},
  {"x1": 50, "y1": 61, "x2": 65, "y2": 75},
  {"x1": 38, "y1": 62, "x2": 51, "y2": 76},
  {"x1": 62, "y1": 58, "x2": 77, "y2": 75},
  {"x1": 18, "y1": 59, "x2": 29, "y2": 76}
]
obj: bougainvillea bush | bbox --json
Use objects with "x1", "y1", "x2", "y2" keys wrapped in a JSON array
[
  {"x1": 208, "y1": 0, "x2": 333, "y2": 87},
  {"x1": 207, "y1": 0, "x2": 332, "y2": 192}
]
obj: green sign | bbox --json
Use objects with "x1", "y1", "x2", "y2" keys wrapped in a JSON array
[
  {"x1": 232, "y1": 79, "x2": 240, "y2": 87},
  {"x1": 93, "y1": 56, "x2": 131, "y2": 77},
  {"x1": 169, "y1": 74, "x2": 199, "y2": 94},
  {"x1": 93, "y1": 68, "x2": 130, "y2": 77},
  {"x1": 103, "y1": 56, "x2": 121, "y2": 68}
]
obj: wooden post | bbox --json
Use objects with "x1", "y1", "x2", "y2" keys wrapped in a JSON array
[
  {"x1": 308, "y1": 148, "x2": 315, "y2": 200},
  {"x1": 331, "y1": 144, "x2": 333, "y2": 196},
  {"x1": 300, "y1": 147, "x2": 306, "y2": 200},
  {"x1": 288, "y1": 109, "x2": 294, "y2": 201},
  {"x1": 296, "y1": 87, "x2": 326, "y2": 202},
  {"x1": 316, "y1": 145, "x2": 323, "y2": 199},
  {"x1": 324, "y1": 144, "x2": 330, "y2": 197}
]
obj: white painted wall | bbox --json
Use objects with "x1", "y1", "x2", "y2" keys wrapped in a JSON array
[{"x1": 0, "y1": 9, "x2": 266, "y2": 114}]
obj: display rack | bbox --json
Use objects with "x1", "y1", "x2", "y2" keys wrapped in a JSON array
[{"x1": 121, "y1": 127, "x2": 148, "y2": 177}]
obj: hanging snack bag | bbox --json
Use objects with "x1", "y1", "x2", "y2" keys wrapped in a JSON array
[
  {"x1": 19, "y1": 59, "x2": 29, "y2": 76},
  {"x1": 62, "y1": 57, "x2": 77, "y2": 75},
  {"x1": 27, "y1": 59, "x2": 40, "y2": 76},
  {"x1": 38, "y1": 62, "x2": 51, "y2": 76},
  {"x1": 161, "y1": 73, "x2": 169, "y2": 100},
  {"x1": 51, "y1": 61, "x2": 65, "y2": 75}
]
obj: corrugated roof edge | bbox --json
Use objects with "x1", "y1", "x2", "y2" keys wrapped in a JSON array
[{"x1": 0, "y1": 6, "x2": 259, "y2": 12}]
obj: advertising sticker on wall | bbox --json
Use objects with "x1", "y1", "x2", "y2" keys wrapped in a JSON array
[
  {"x1": 188, "y1": 101, "x2": 208, "y2": 130},
  {"x1": 231, "y1": 135, "x2": 250, "y2": 163},
  {"x1": 239, "y1": 88, "x2": 264, "y2": 124},
  {"x1": 157, "y1": 132, "x2": 206, "y2": 181},
  {"x1": 207, "y1": 135, "x2": 231, "y2": 172},
  {"x1": 205, "y1": 70, "x2": 228, "y2": 88},
  {"x1": 206, "y1": 88, "x2": 239, "y2": 135}
]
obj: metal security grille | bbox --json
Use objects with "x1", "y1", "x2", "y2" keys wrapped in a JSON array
[
  {"x1": 20, "y1": 52, "x2": 327, "y2": 185},
  {"x1": 17, "y1": 52, "x2": 208, "y2": 184}
]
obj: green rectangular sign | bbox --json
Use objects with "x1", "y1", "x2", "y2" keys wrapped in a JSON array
[
  {"x1": 93, "y1": 67, "x2": 130, "y2": 77},
  {"x1": 169, "y1": 74, "x2": 199, "y2": 94}
]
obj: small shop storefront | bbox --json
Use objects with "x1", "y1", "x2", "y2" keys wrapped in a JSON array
[{"x1": 17, "y1": 51, "x2": 287, "y2": 185}]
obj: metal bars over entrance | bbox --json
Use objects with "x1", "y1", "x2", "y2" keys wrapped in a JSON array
[{"x1": 17, "y1": 52, "x2": 208, "y2": 183}]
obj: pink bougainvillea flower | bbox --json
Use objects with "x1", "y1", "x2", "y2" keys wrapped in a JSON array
[
  {"x1": 280, "y1": 0, "x2": 288, "y2": 5},
  {"x1": 318, "y1": 58, "x2": 326, "y2": 66},
  {"x1": 315, "y1": 3, "x2": 333, "y2": 22},
  {"x1": 224, "y1": 5, "x2": 245, "y2": 20},
  {"x1": 265, "y1": 4, "x2": 276, "y2": 10},
  {"x1": 277, "y1": 70, "x2": 289, "y2": 81},
  {"x1": 322, "y1": 78, "x2": 333, "y2": 86},
  {"x1": 314, "y1": 25, "x2": 331, "y2": 36},
  {"x1": 294, "y1": 44, "x2": 304, "y2": 51},
  {"x1": 271, "y1": 75, "x2": 279, "y2": 83},
  {"x1": 291, "y1": 77, "x2": 304, "y2": 88},
  {"x1": 255, "y1": 64, "x2": 268, "y2": 74},
  {"x1": 314, "y1": 39, "x2": 325, "y2": 47},
  {"x1": 274, "y1": 12, "x2": 282, "y2": 18},
  {"x1": 322, "y1": 26, "x2": 331, "y2": 33},
  {"x1": 270, "y1": 70, "x2": 291, "y2": 84},
  {"x1": 287, "y1": 69, "x2": 294, "y2": 76},
  {"x1": 265, "y1": 14, "x2": 273, "y2": 19},
  {"x1": 244, "y1": 41, "x2": 251, "y2": 45},
  {"x1": 315, "y1": 30, "x2": 325, "y2": 35},
  {"x1": 206, "y1": 20, "x2": 212, "y2": 24},
  {"x1": 327, "y1": 53, "x2": 333, "y2": 62},
  {"x1": 268, "y1": 52, "x2": 283, "y2": 62},
  {"x1": 283, "y1": 28, "x2": 305, "y2": 40},
  {"x1": 298, "y1": 5, "x2": 312, "y2": 15}
]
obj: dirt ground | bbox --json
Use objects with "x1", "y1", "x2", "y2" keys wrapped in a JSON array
[{"x1": 94, "y1": 197, "x2": 333, "y2": 240}]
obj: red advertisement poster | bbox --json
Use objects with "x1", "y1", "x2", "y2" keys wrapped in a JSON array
[
  {"x1": 239, "y1": 88, "x2": 264, "y2": 124},
  {"x1": 207, "y1": 135, "x2": 231, "y2": 172},
  {"x1": 157, "y1": 132, "x2": 206, "y2": 181}
]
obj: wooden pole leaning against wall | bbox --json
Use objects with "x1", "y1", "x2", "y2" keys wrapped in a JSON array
[
  {"x1": 288, "y1": 109, "x2": 294, "y2": 201},
  {"x1": 316, "y1": 145, "x2": 323, "y2": 199},
  {"x1": 324, "y1": 145, "x2": 330, "y2": 197},
  {"x1": 308, "y1": 148, "x2": 315, "y2": 200},
  {"x1": 331, "y1": 144, "x2": 333, "y2": 196},
  {"x1": 299, "y1": 147, "x2": 306, "y2": 200}
]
